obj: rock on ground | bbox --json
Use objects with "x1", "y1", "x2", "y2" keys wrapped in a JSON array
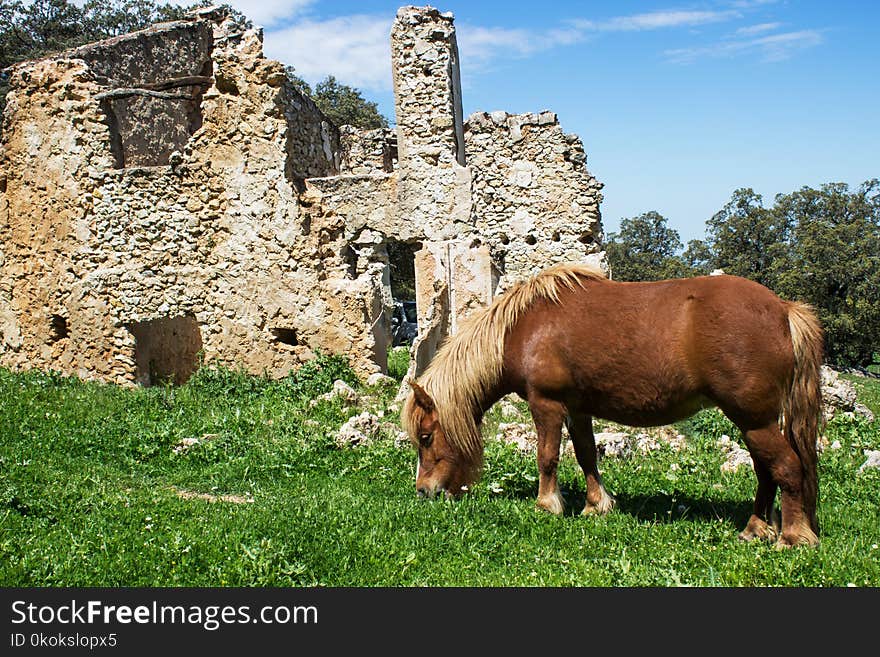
[
  {"x1": 495, "y1": 423, "x2": 687, "y2": 460},
  {"x1": 335, "y1": 412, "x2": 380, "y2": 448},
  {"x1": 172, "y1": 487, "x2": 253, "y2": 504},
  {"x1": 498, "y1": 398, "x2": 522, "y2": 419},
  {"x1": 821, "y1": 366, "x2": 875, "y2": 421},
  {"x1": 496, "y1": 422, "x2": 537, "y2": 453},
  {"x1": 859, "y1": 450, "x2": 880, "y2": 473},
  {"x1": 367, "y1": 372, "x2": 396, "y2": 387},
  {"x1": 594, "y1": 432, "x2": 633, "y2": 458},
  {"x1": 718, "y1": 434, "x2": 753, "y2": 473},
  {"x1": 311, "y1": 379, "x2": 361, "y2": 408},
  {"x1": 172, "y1": 433, "x2": 219, "y2": 454}
]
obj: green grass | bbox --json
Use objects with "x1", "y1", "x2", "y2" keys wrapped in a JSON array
[
  {"x1": 1, "y1": 358, "x2": 879, "y2": 587},
  {"x1": 842, "y1": 373, "x2": 880, "y2": 417},
  {"x1": 387, "y1": 346, "x2": 410, "y2": 381}
]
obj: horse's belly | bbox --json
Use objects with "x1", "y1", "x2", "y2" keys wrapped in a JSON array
[{"x1": 582, "y1": 389, "x2": 713, "y2": 427}]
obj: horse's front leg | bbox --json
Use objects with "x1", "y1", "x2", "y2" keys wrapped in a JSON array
[{"x1": 528, "y1": 394, "x2": 566, "y2": 515}]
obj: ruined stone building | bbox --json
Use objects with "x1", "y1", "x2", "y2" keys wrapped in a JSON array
[{"x1": 0, "y1": 5, "x2": 605, "y2": 387}]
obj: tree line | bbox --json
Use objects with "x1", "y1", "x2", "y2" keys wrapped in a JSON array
[
  {"x1": 0, "y1": 0, "x2": 388, "y2": 128},
  {"x1": 605, "y1": 181, "x2": 880, "y2": 369}
]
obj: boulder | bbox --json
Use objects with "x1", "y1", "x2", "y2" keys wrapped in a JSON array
[
  {"x1": 821, "y1": 366, "x2": 874, "y2": 421},
  {"x1": 335, "y1": 411, "x2": 380, "y2": 448}
]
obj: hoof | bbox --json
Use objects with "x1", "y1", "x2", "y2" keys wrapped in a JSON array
[
  {"x1": 775, "y1": 527, "x2": 819, "y2": 549},
  {"x1": 738, "y1": 515, "x2": 778, "y2": 542},
  {"x1": 582, "y1": 491, "x2": 616, "y2": 516},
  {"x1": 536, "y1": 492, "x2": 565, "y2": 516}
]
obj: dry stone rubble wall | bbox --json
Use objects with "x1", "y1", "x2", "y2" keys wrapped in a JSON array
[{"x1": 0, "y1": 5, "x2": 606, "y2": 386}]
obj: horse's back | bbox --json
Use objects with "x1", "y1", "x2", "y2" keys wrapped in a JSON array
[{"x1": 503, "y1": 274, "x2": 794, "y2": 425}]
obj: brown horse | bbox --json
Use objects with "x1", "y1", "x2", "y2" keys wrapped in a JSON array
[{"x1": 402, "y1": 262, "x2": 824, "y2": 547}]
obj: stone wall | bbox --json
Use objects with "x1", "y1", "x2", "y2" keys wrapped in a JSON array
[
  {"x1": 338, "y1": 126, "x2": 397, "y2": 175},
  {"x1": 466, "y1": 110, "x2": 605, "y2": 288},
  {"x1": 77, "y1": 20, "x2": 215, "y2": 168},
  {"x1": 0, "y1": 11, "x2": 344, "y2": 384},
  {"x1": 0, "y1": 57, "x2": 116, "y2": 379},
  {"x1": 0, "y1": 5, "x2": 606, "y2": 386}
]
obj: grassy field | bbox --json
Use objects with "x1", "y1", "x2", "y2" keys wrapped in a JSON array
[{"x1": 1, "y1": 353, "x2": 879, "y2": 587}]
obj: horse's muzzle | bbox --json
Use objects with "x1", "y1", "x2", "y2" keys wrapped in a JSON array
[{"x1": 417, "y1": 486, "x2": 452, "y2": 500}]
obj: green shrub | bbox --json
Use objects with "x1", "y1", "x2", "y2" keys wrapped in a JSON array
[
  {"x1": 185, "y1": 366, "x2": 271, "y2": 399},
  {"x1": 185, "y1": 353, "x2": 360, "y2": 403},
  {"x1": 679, "y1": 409, "x2": 739, "y2": 442},
  {"x1": 281, "y1": 352, "x2": 360, "y2": 400}
]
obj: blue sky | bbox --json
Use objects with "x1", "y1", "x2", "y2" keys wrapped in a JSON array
[{"x1": 225, "y1": 0, "x2": 878, "y2": 245}]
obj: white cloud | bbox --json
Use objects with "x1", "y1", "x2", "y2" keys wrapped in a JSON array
[
  {"x1": 453, "y1": 9, "x2": 739, "y2": 71},
  {"x1": 452, "y1": 8, "x2": 739, "y2": 67},
  {"x1": 736, "y1": 22, "x2": 783, "y2": 36},
  {"x1": 456, "y1": 25, "x2": 551, "y2": 63},
  {"x1": 665, "y1": 29, "x2": 824, "y2": 63},
  {"x1": 263, "y1": 15, "x2": 393, "y2": 91},
  {"x1": 256, "y1": 4, "x2": 820, "y2": 90},
  {"x1": 750, "y1": 30, "x2": 825, "y2": 61},
  {"x1": 456, "y1": 23, "x2": 590, "y2": 63},
  {"x1": 730, "y1": 0, "x2": 779, "y2": 8},
  {"x1": 223, "y1": 0, "x2": 314, "y2": 29},
  {"x1": 573, "y1": 10, "x2": 738, "y2": 32},
  {"x1": 260, "y1": 12, "x2": 587, "y2": 93}
]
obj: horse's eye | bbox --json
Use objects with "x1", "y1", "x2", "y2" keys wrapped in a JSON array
[{"x1": 419, "y1": 433, "x2": 433, "y2": 447}]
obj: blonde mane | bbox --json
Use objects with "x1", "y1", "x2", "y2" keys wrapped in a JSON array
[{"x1": 402, "y1": 262, "x2": 606, "y2": 460}]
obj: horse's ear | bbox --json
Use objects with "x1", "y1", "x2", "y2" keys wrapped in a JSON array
[{"x1": 410, "y1": 381, "x2": 435, "y2": 412}]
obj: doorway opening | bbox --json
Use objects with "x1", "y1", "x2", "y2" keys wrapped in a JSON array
[
  {"x1": 127, "y1": 315, "x2": 203, "y2": 386},
  {"x1": 387, "y1": 240, "x2": 419, "y2": 348}
]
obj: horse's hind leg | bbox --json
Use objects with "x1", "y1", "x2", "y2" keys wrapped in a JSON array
[
  {"x1": 528, "y1": 394, "x2": 566, "y2": 515},
  {"x1": 738, "y1": 457, "x2": 779, "y2": 542},
  {"x1": 741, "y1": 422, "x2": 818, "y2": 547},
  {"x1": 566, "y1": 413, "x2": 615, "y2": 516}
]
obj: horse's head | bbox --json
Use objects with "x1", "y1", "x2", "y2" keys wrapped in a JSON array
[{"x1": 405, "y1": 381, "x2": 479, "y2": 499}]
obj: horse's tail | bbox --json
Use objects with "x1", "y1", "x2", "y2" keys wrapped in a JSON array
[{"x1": 783, "y1": 301, "x2": 824, "y2": 536}]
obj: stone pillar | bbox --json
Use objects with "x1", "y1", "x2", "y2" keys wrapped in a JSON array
[
  {"x1": 400, "y1": 239, "x2": 496, "y2": 390},
  {"x1": 409, "y1": 243, "x2": 450, "y2": 382},
  {"x1": 391, "y1": 6, "x2": 471, "y2": 241},
  {"x1": 448, "y1": 242, "x2": 497, "y2": 333}
]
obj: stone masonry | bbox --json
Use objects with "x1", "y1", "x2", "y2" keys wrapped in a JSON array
[{"x1": 0, "y1": 5, "x2": 605, "y2": 386}]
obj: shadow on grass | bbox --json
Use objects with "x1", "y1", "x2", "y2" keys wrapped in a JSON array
[
  {"x1": 552, "y1": 487, "x2": 751, "y2": 528},
  {"x1": 472, "y1": 473, "x2": 754, "y2": 528}
]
